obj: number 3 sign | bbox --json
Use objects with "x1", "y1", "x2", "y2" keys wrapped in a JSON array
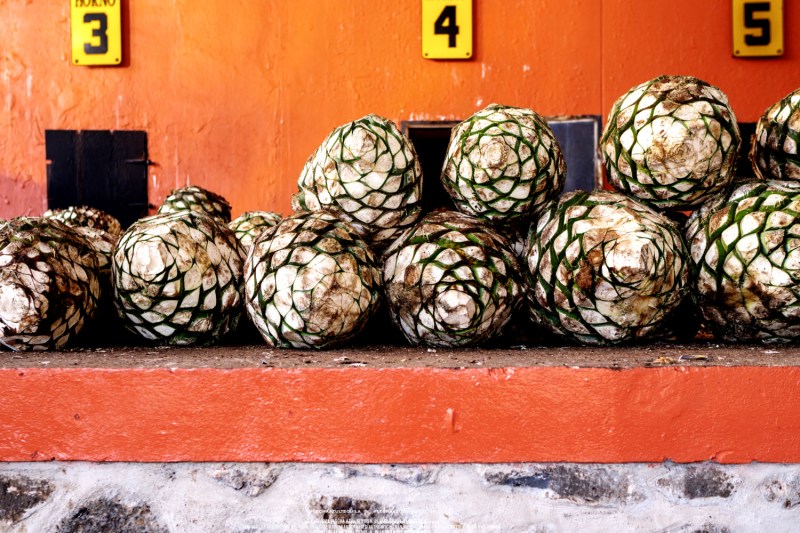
[
  {"x1": 71, "y1": 0, "x2": 122, "y2": 65},
  {"x1": 422, "y1": 0, "x2": 473, "y2": 59},
  {"x1": 732, "y1": 0, "x2": 783, "y2": 57}
]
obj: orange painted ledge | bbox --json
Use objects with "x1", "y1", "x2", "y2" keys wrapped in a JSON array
[{"x1": 1, "y1": 366, "x2": 799, "y2": 464}]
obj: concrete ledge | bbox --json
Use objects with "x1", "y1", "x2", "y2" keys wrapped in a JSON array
[
  {"x1": 5, "y1": 342, "x2": 800, "y2": 368},
  {"x1": 1, "y1": 344, "x2": 799, "y2": 464}
]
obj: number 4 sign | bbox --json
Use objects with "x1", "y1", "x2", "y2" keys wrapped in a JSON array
[
  {"x1": 422, "y1": 0, "x2": 473, "y2": 59},
  {"x1": 71, "y1": 0, "x2": 122, "y2": 65},
  {"x1": 732, "y1": 0, "x2": 784, "y2": 57}
]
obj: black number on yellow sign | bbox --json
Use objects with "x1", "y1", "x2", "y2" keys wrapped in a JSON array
[
  {"x1": 744, "y1": 2, "x2": 771, "y2": 45},
  {"x1": 434, "y1": 5, "x2": 459, "y2": 48},
  {"x1": 83, "y1": 13, "x2": 109, "y2": 54}
]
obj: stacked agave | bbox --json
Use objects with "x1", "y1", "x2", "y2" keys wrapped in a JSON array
[
  {"x1": 158, "y1": 185, "x2": 232, "y2": 224},
  {"x1": 229, "y1": 210, "x2": 282, "y2": 250},
  {"x1": 383, "y1": 104, "x2": 564, "y2": 347},
  {"x1": 382, "y1": 211, "x2": 523, "y2": 347},
  {"x1": 112, "y1": 210, "x2": 244, "y2": 345},
  {"x1": 244, "y1": 211, "x2": 380, "y2": 348},
  {"x1": 441, "y1": 103, "x2": 566, "y2": 223},
  {"x1": 12, "y1": 85, "x2": 793, "y2": 350},
  {"x1": 601, "y1": 75, "x2": 741, "y2": 210},
  {"x1": 292, "y1": 114, "x2": 423, "y2": 250},
  {"x1": 0, "y1": 217, "x2": 101, "y2": 350},
  {"x1": 686, "y1": 180, "x2": 800, "y2": 342},
  {"x1": 526, "y1": 190, "x2": 690, "y2": 345},
  {"x1": 751, "y1": 88, "x2": 800, "y2": 181}
]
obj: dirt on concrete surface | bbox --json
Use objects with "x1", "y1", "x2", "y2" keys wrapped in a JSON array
[{"x1": 2, "y1": 342, "x2": 800, "y2": 369}]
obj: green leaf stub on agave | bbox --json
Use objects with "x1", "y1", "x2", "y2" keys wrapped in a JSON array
[
  {"x1": 527, "y1": 190, "x2": 690, "y2": 345},
  {"x1": 686, "y1": 179, "x2": 800, "y2": 343},
  {"x1": 244, "y1": 211, "x2": 381, "y2": 349},
  {"x1": 112, "y1": 210, "x2": 245, "y2": 345},
  {"x1": 441, "y1": 104, "x2": 566, "y2": 223},
  {"x1": 601, "y1": 75, "x2": 741, "y2": 210},
  {"x1": 382, "y1": 210, "x2": 523, "y2": 348}
]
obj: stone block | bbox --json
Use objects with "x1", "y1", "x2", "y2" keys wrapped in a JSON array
[
  {"x1": 483, "y1": 464, "x2": 640, "y2": 505},
  {"x1": 0, "y1": 475, "x2": 53, "y2": 524},
  {"x1": 206, "y1": 464, "x2": 281, "y2": 497},
  {"x1": 55, "y1": 498, "x2": 167, "y2": 533}
]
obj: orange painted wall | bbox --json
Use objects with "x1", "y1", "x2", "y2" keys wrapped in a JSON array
[
  {"x1": 602, "y1": 2, "x2": 799, "y2": 124},
  {"x1": 0, "y1": 1, "x2": 796, "y2": 220}
]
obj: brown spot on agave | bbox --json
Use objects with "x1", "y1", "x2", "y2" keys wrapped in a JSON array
[
  {"x1": 0, "y1": 217, "x2": 101, "y2": 350},
  {"x1": 751, "y1": 88, "x2": 800, "y2": 181},
  {"x1": 382, "y1": 210, "x2": 523, "y2": 347},
  {"x1": 686, "y1": 180, "x2": 800, "y2": 342},
  {"x1": 112, "y1": 210, "x2": 244, "y2": 345},
  {"x1": 294, "y1": 115, "x2": 423, "y2": 252},
  {"x1": 528, "y1": 190, "x2": 690, "y2": 345},
  {"x1": 441, "y1": 104, "x2": 566, "y2": 223},
  {"x1": 244, "y1": 211, "x2": 380, "y2": 349},
  {"x1": 601, "y1": 75, "x2": 741, "y2": 210},
  {"x1": 43, "y1": 205, "x2": 123, "y2": 237}
]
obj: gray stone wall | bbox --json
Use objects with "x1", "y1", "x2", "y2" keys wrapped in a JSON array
[{"x1": 1, "y1": 462, "x2": 799, "y2": 532}]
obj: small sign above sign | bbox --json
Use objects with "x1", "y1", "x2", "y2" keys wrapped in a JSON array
[
  {"x1": 422, "y1": 0, "x2": 473, "y2": 60},
  {"x1": 732, "y1": 0, "x2": 784, "y2": 57},
  {"x1": 71, "y1": 0, "x2": 123, "y2": 66}
]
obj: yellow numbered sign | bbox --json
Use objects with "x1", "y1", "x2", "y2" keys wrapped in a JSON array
[
  {"x1": 732, "y1": 0, "x2": 783, "y2": 57},
  {"x1": 421, "y1": 0, "x2": 472, "y2": 60},
  {"x1": 71, "y1": 0, "x2": 122, "y2": 66}
]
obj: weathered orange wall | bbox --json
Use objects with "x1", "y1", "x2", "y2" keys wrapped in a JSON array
[
  {"x1": 0, "y1": 1, "x2": 796, "y2": 220},
  {"x1": 602, "y1": 2, "x2": 799, "y2": 124}
]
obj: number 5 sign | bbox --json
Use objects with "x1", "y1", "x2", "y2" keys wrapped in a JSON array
[
  {"x1": 422, "y1": 0, "x2": 472, "y2": 59},
  {"x1": 732, "y1": 0, "x2": 783, "y2": 57},
  {"x1": 71, "y1": 0, "x2": 122, "y2": 65}
]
